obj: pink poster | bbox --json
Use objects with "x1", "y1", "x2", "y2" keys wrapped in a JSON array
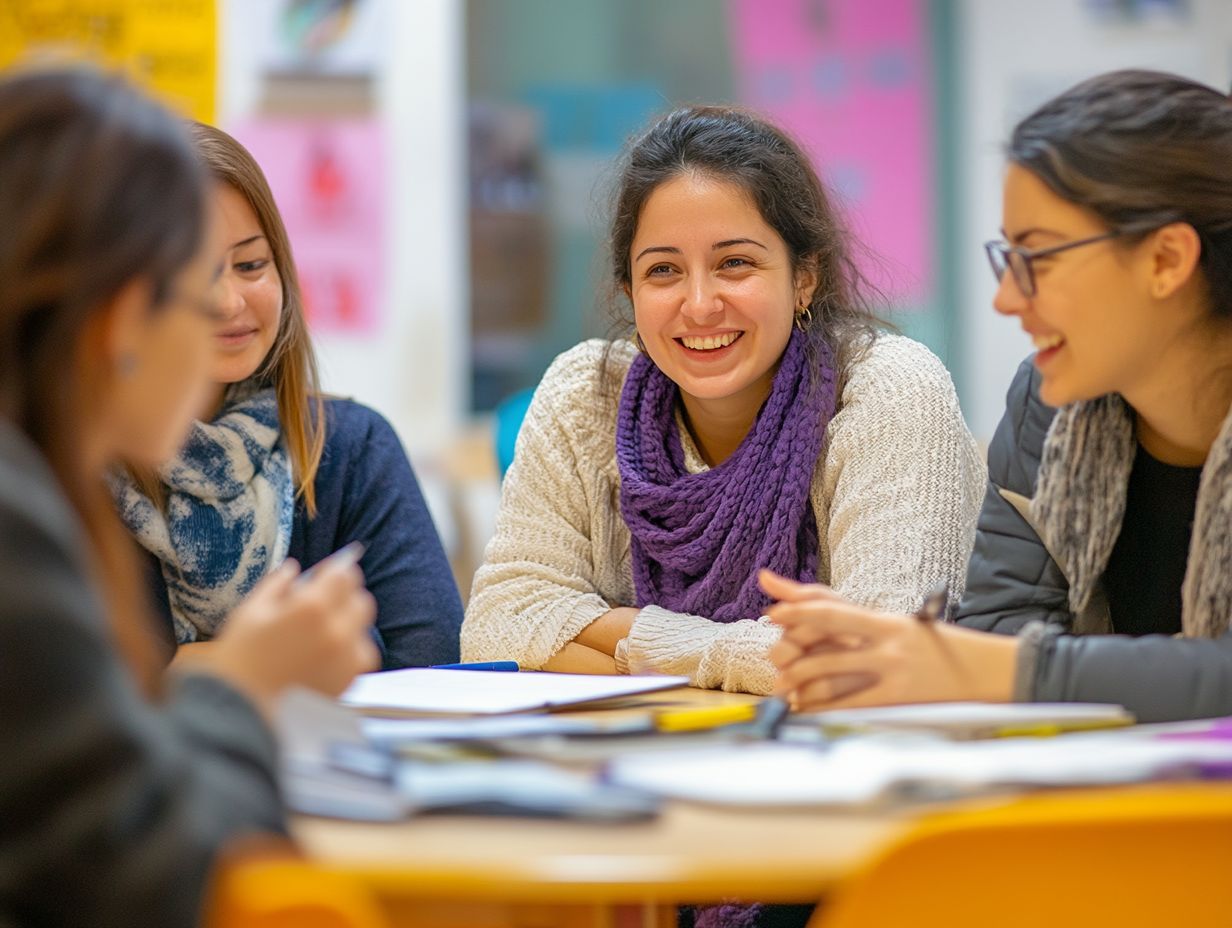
[
  {"x1": 728, "y1": 0, "x2": 933, "y2": 305},
  {"x1": 228, "y1": 119, "x2": 385, "y2": 333}
]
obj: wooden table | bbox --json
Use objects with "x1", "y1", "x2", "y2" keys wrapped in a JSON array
[{"x1": 291, "y1": 686, "x2": 912, "y2": 928}]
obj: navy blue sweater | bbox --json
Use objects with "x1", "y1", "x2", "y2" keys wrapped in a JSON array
[{"x1": 146, "y1": 398, "x2": 463, "y2": 669}]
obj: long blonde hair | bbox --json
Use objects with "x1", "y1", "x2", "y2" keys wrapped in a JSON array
[{"x1": 135, "y1": 122, "x2": 327, "y2": 515}]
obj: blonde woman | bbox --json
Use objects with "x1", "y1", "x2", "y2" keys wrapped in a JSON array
[{"x1": 115, "y1": 124, "x2": 462, "y2": 669}]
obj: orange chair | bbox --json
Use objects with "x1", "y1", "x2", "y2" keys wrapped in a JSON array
[
  {"x1": 205, "y1": 856, "x2": 392, "y2": 928},
  {"x1": 812, "y1": 783, "x2": 1232, "y2": 928}
]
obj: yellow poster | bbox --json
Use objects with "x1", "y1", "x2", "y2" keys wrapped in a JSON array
[{"x1": 0, "y1": 0, "x2": 216, "y2": 121}]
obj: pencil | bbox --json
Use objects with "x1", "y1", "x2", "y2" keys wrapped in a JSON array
[{"x1": 916, "y1": 580, "x2": 950, "y2": 623}]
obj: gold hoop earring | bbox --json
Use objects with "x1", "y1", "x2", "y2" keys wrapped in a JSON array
[{"x1": 794, "y1": 304, "x2": 813, "y2": 332}]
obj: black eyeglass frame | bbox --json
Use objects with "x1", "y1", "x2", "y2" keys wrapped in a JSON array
[{"x1": 983, "y1": 230, "x2": 1131, "y2": 298}]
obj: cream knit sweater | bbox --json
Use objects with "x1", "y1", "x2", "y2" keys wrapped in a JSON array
[{"x1": 463, "y1": 335, "x2": 985, "y2": 694}]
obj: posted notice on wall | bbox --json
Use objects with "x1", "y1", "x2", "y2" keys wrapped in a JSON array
[{"x1": 230, "y1": 118, "x2": 386, "y2": 335}]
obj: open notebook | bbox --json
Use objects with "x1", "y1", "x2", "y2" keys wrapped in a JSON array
[{"x1": 339, "y1": 668, "x2": 690, "y2": 715}]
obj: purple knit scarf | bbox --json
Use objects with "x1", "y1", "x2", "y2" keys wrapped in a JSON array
[{"x1": 616, "y1": 328, "x2": 836, "y2": 623}]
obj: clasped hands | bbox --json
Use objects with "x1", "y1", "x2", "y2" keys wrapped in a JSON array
[{"x1": 760, "y1": 570, "x2": 1017, "y2": 711}]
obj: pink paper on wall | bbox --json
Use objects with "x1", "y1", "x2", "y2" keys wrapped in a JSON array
[
  {"x1": 228, "y1": 119, "x2": 385, "y2": 333},
  {"x1": 728, "y1": 0, "x2": 933, "y2": 305}
]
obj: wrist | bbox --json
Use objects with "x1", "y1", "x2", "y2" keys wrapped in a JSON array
[{"x1": 950, "y1": 624, "x2": 1019, "y2": 702}]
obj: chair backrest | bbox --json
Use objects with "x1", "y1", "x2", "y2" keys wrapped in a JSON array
[
  {"x1": 812, "y1": 783, "x2": 1232, "y2": 928},
  {"x1": 205, "y1": 857, "x2": 392, "y2": 928},
  {"x1": 494, "y1": 387, "x2": 535, "y2": 478}
]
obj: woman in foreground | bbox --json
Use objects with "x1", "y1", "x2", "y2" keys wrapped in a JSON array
[{"x1": 0, "y1": 68, "x2": 376, "y2": 925}]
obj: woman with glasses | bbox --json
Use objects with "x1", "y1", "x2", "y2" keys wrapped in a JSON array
[
  {"x1": 113, "y1": 123, "x2": 464, "y2": 671},
  {"x1": 766, "y1": 69, "x2": 1232, "y2": 723},
  {"x1": 0, "y1": 68, "x2": 377, "y2": 925}
]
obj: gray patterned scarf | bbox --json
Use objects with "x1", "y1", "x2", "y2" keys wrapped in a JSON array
[
  {"x1": 1030, "y1": 393, "x2": 1232, "y2": 638},
  {"x1": 113, "y1": 389, "x2": 294, "y2": 643}
]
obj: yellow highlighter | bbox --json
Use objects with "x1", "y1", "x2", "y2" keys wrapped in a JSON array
[{"x1": 655, "y1": 703, "x2": 759, "y2": 733}]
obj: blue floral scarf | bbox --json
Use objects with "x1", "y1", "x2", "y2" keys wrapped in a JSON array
[{"x1": 112, "y1": 389, "x2": 294, "y2": 643}]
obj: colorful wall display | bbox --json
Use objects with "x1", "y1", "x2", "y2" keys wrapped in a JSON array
[
  {"x1": 230, "y1": 118, "x2": 386, "y2": 335},
  {"x1": 728, "y1": 0, "x2": 934, "y2": 306},
  {"x1": 0, "y1": 0, "x2": 216, "y2": 121}
]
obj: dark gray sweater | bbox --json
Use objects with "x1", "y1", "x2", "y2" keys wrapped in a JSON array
[
  {"x1": 0, "y1": 421, "x2": 285, "y2": 927},
  {"x1": 956, "y1": 359, "x2": 1232, "y2": 722}
]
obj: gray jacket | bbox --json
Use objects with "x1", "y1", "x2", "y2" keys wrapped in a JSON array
[
  {"x1": 955, "y1": 359, "x2": 1232, "y2": 723},
  {"x1": 0, "y1": 421, "x2": 286, "y2": 927}
]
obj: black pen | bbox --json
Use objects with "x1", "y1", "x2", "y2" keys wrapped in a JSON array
[{"x1": 916, "y1": 580, "x2": 950, "y2": 623}]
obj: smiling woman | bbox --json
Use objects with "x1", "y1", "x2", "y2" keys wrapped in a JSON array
[
  {"x1": 462, "y1": 105, "x2": 985, "y2": 697},
  {"x1": 112, "y1": 123, "x2": 464, "y2": 672},
  {"x1": 765, "y1": 69, "x2": 1232, "y2": 726}
]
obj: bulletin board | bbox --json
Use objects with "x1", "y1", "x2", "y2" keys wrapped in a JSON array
[
  {"x1": 729, "y1": 0, "x2": 935, "y2": 307},
  {"x1": 0, "y1": 0, "x2": 216, "y2": 121}
]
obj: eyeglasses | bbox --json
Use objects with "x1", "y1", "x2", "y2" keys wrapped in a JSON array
[{"x1": 983, "y1": 230, "x2": 1129, "y2": 298}]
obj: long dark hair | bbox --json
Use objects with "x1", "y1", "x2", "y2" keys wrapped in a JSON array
[
  {"x1": 1010, "y1": 69, "x2": 1232, "y2": 319},
  {"x1": 0, "y1": 67, "x2": 207, "y2": 685},
  {"x1": 607, "y1": 104, "x2": 882, "y2": 389}
]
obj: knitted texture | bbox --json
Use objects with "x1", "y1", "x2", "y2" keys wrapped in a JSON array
[
  {"x1": 462, "y1": 335, "x2": 985, "y2": 694},
  {"x1": 1031, "y1": 393, "x2": 1232, "y2": 639},
  {"x1": 693, "y1": 904, "x2": 763, "y2": 928},
  {"x1": 113, "y1": 389, "x2": 294, "y2": 643},
  {"x1": 616, "y1": 329, "x2": 834, "y2": 622}
]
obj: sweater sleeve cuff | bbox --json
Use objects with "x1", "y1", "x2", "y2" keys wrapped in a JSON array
[
  {"x1": 626, "y1": 605, "x2": 722, "y2": 679},
  {"x1": 1012, "y1": 621, "x2": 1061, "y2": 702}
]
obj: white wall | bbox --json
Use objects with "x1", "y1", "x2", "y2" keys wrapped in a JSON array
[
  {"x1": 217, "y1": 0, "x2": 468, "y2": 458},
  {"x1": 957, "y1": 0, "x2": 1232, "y2": 442}
]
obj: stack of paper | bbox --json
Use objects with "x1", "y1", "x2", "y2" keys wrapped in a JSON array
[
  {"x1": 605, "y1": 730, "x2": 1232, "y2": 807},
  {"x1": 339, "y1": 668, "x2": 689, "y2": 715}
]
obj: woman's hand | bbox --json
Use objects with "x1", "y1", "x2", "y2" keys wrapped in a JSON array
[
  {"x1": 759, "y1": 570, "x2": 1018, "y2": 711},
  {"x1": 198, "y1": 557, "x2": 379, "y2": 716}
]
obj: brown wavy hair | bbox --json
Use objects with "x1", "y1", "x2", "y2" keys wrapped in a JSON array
[
  {"x1": 0, "y1": 68, "x2": 208, "y2": 687},
  {"x1": 606, "y1": 104, "x2": 884, "y2": 395}
]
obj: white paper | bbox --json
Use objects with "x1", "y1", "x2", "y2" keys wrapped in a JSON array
[
  {"x1": 339, "y1": 668, "x2": 690, "y2": 715},
  {"x1": 275, "y1": 688, "x2": 410, "y2": 821},
  {"x1": 606, "y1": 731, "x2": 1232, "y2": 807},
  {"x1": 360, "y1": 714, "x2": 604, "y2": 744}
]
